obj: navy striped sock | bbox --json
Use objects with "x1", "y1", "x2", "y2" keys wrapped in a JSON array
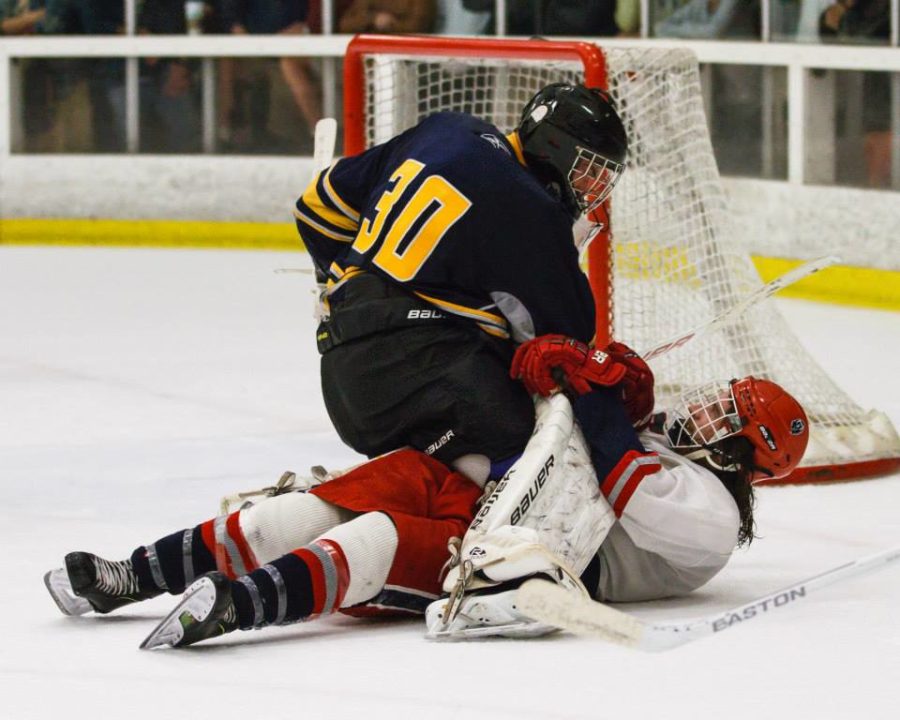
[{"x1": 130, "y1": 526, "x2": 216, "y2": 595}]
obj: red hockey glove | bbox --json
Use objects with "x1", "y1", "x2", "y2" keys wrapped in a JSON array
[
  {"x1": 606, "y1": 341, "x2": 655, "y2": 430},
  {"x1": 511, "y1": 334, "x2": 626, "y2": 397}
]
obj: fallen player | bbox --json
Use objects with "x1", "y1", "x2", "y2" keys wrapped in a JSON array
[{"x1": 44, "y1": 335, "x2": 809, "y2": 648}]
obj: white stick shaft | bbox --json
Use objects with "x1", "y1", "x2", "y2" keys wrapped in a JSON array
[
  {"x1": 309, "y1": 117, "x2": 338, "y2": 318},
  {"x1": 661, "y1": 545, "x2": 900, "y2": 644},
  {"x1": 313, "y1": 117, "x2": 338, "y2": 171},
  {"x1": 641, "y1": 255, "x2": 839, "y2": 362}
]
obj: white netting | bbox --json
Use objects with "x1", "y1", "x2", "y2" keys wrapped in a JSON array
[{"x1": 356, "y1": 46, "x2": 900, "y2": 478}]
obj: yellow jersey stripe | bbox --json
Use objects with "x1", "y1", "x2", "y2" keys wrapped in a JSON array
[
  {"x1": 300, "y1": 170, "x2": 359, "y2": 232},
  {"x1": 505, "y1": 131, "x2": 527, "y2": 167},
  {"x1": 322, "y1": 161, "x2": 361, "y2": 222},
  {"x1": 414, "y1": 291, "x2": 508, "y2": 331},
  {"x1": 327, "y1": 261, "x2": 363, "y2": 280},
  {"x1": 293, "y1": 207, "x2": 356, "y2": 242},
  {"x1": 326, "y1": 268, "x2": 366, "y2": 294},
  {"x1": 477, "y1": 323, "x2": 510, "y2": 339}
]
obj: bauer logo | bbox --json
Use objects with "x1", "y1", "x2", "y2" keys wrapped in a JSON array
[
  {"x1": 407, "y1": 309, "x2": 446, "y2": 320},
  {"x1": 790, "y1": 418, "x2": 805, "y2": 435},
  {"x1": 424, "y1": 429, "x2": 454, "y2": 455},
  {"x1": 510, "y1": 455, "x2": 554, "y2": 525},
  {"x1": 468, "y1": 472, "x2": 510, "y2": 531},
  {"x1": 757, "y1": 424, "x2": 777, "y2": 451}
]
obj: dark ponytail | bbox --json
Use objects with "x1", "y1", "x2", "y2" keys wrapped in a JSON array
[{"x1": 707, "y1": 436, "x2": 758, "y2": 546}]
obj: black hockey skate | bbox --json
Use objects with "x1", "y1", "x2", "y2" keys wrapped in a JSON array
[
  {"x1": 44, "y1": 551, "x2": 161, "y2": 616},
  {"x1": 140, "y1": 572, "x2": 238, "y2": 650}
]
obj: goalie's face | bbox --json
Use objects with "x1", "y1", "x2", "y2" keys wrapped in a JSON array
[{"x1": 666, "y1": 381, "x2": 743, "y2": 450}]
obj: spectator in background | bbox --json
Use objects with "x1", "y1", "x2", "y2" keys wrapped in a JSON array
[
  {"x1": 1, "y1": 2, "x2": 54, "y2": 151},
  {"x1": 138, "y1": 0, "x2": 202, "y2": 153},
  {"x1": 0, "y1": 0, "x2": 45, "y2": 34},
  {"x1": 218, "y1": 1, "x2": 322, "y2": 152},
  {"x1": 538, "y1": 1, "x2": 619, "y2": 36},
  {"x1": 40, "y1": 0, "x2": 125, "y2": 152},
  {"x1": 306, "y1": 0, "x2": 354, "y2": 32},
  {"x1": 434, "y1": 0, "x2": 490, "y2": 34},
  {"x1": 461, "y1": 0, "x2": 532, "y2": 34},
  {"x1": 615, "y1": 0, "x2": 641, "y2": 36},
  {"x1": 819, "y1": 0, "x2": 892, "y2": 187},
  {"x1": 654, "y1": 0, "x2": 758, "y2": 39},
  {"x1": 656, "y1": 1, "x2": 763, "y2": 177},
  {"x1": 819, "y1": 0, "x2": 888, "y2": 38},
  {"x1": 338, "y1": 0, "x2": 436, "y2": 33},
  {"x1": 461, "y1": 1, "x2": 628, "y2": 37},
  {"x1": 796, "y1": 0, "x2": 832, "y2": 41}
]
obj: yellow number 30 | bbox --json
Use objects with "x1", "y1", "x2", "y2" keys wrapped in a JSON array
[{"x1": 354, "y1": 159, "x2": 472, "y2": 282}]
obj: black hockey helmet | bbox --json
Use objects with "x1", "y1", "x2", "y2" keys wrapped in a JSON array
[{"x1": 517, "y1": 82, "x2": 627, "y2": 220}]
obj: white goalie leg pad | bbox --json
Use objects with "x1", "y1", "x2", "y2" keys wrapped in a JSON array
[
  {"x1": 432, "y1": 396, "x2": 614, "y2": 639},
  {"x1": 239, "y1": 492, "x2": 356, "y2": 566},
  {"x1": 443, "y1": 394, "x2": 616, "y2": 592},
  {"x1": 521, "y1": 419, "x2": 615, "y2": 574}
]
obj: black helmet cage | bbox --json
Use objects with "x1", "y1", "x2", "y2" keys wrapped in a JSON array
[{"x1": 517, "y1": 83, "x2": 628, "y2": 220}]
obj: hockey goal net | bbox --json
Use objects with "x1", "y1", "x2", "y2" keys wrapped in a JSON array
[{"x1": 343, "y1": 34, "x2": 900, "y2": 485}]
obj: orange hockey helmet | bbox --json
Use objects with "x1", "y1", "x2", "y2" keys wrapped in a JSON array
[{"x1": 665, "y1": 376, "x2": 810, "y2": 482}]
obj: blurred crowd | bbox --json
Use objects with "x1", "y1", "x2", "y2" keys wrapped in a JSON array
[{"x1": 0, "y1": 1, "x2": 895, "y2": 187}]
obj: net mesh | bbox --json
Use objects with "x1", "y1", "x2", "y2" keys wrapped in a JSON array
[{"x1": 357, "y1": 47, "x2": 900, "y2": 475}]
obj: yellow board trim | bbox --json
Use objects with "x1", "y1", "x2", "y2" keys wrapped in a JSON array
[
  {"x1": 2, "y1": 218, "x2": 897, "y2": 311},
  {"x1": 750, "y1": 256, "x2": 900, "y2": 312},
  {"x1": 0, "y1": 218, "x2": 303, "y2": 252}
]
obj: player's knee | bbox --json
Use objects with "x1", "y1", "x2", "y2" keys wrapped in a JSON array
[
  {"x1": 315, "y1": 512, "x2": 399, "y2": 607},
  {"x1": 239, "y1": 492, "x2": 353, "y2": 565},
  {"x1": 450, "y1": 454, "x2": 491, "y2": 487}
]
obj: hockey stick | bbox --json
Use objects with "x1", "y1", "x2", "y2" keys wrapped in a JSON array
[
  {"x1": 288, "y1": 118, "x2": 338, "y2": 315},
  {"x1": 641, "y1": 255, "x2": 839, "y2": 362},
  {"x1": 275, "y1": 118, "x2": 337, "y2": 276},
  {"x1": 314, "y1": 117, "x2": 338, "y2": 171},
  {"x1": 517, "y1": 544, "x2": 900, "y2": 651}
]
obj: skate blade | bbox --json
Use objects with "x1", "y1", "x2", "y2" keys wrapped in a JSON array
[
  {"x1": 139, "y1": 577, "x2": 217, "y2": 650},
  {"x1": 44, "y1": 568, "x2": 92, "y2": 617}
]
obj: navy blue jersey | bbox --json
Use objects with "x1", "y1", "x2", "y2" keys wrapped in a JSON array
[{"x1": 294, "y1": 112, "x2": 595, "y2": 342}]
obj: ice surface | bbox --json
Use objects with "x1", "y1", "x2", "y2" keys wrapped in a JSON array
[{"x1": 1, "y1": 246, "x2": 898, "y2": 720}]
